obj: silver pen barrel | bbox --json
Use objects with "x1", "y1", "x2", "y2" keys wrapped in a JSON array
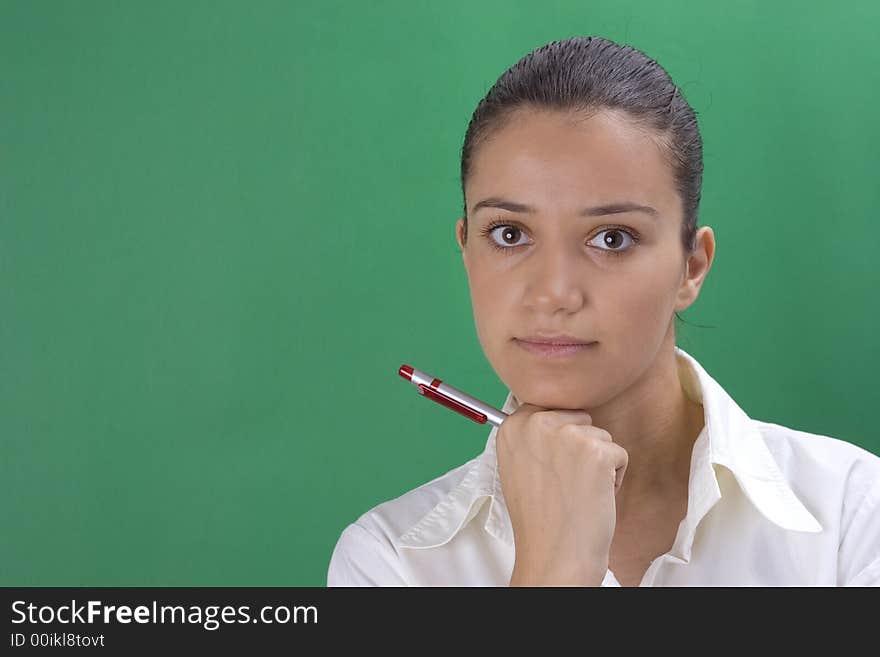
[{"x1": 407, "y1": 366, "x2": 508, "y2": 427}]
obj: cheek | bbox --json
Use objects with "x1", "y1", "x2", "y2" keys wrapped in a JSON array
[
  {"x1": 599, "y1": 269, "x2": 677, "y2": 336},
  {"x1": 467, "y1": 272, "x2": 515, "y2": 342},
  {"x1": 628, "y1": 285, "x2": 673, "y2": 325}
]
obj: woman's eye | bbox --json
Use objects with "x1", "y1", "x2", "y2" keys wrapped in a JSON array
[
  {"x1": 487, "y1": 224, "x2": 530, "y2": 249},
  {"x1": 588, "y1": 228, "x2": 636, "y2": 252}
]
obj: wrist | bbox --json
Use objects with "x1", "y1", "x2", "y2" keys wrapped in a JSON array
[{"x1": 509, "y1": 559, "x2": 607, "y2": 587}]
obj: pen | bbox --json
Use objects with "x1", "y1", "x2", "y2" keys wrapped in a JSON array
[{"x1": 398, "y1": 364, "x2": 509, "y2": 427}]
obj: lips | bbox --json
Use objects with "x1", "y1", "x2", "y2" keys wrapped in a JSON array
[
  {"x1": 516, "y1": 334, "x2": 594, "y2": 345},
  {"x1": 514, "y1": 338, "x2": 597, "y2": 359}
]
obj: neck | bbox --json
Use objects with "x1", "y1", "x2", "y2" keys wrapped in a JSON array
[{"x1": 583, "y1": 332, "x2": 705, "y2": 516}]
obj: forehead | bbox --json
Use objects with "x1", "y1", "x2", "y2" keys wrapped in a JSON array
[{"x1": 466, "y1": 108, "x2": 679, "y2": 217}]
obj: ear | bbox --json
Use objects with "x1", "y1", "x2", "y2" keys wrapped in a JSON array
[
  {"x1": 675, "y1": 226, "x2": 715, "y2": 312},
  {"x1": 455, "y1": 217, "x2": 467, "y2": 253}
]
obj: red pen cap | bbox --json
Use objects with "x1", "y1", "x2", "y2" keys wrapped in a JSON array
[{"x1": 398, "y1": 364, "x2": 414, "y2": 381}]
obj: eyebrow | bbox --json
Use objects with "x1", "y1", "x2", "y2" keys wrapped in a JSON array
[{"x1": 471, "y1": 197, "x2": 659, "y2": 218}]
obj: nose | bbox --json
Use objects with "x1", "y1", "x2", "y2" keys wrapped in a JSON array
[{"x1": 522, "y1": 243, "x2": 586, "y2": 315}]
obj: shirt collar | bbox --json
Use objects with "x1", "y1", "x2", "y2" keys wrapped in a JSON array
[{"x1": 398, "y1": 346, "x2": 822, "y2": 552}]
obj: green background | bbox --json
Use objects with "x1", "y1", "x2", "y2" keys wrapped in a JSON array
[{"x1": 2, "y1": 0, "x2": 877, "y2": 585}]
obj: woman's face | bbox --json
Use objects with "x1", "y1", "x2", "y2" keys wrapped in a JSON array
[{"x1": 457, "y1": 107, "x2": 698, "y2": 410}]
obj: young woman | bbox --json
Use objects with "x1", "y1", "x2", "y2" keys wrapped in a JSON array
[{"x1": 328, "y1": 36, "x2": 880, "y2": 586}]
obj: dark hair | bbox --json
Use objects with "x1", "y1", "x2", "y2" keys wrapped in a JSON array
[{"x1": 459, "y1": 36, "x2": 703, "y2": 258}]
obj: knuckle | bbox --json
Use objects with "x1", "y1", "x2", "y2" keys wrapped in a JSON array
[
  {"x1": 576, "y1": 435, "x2": 603, "y2": 459},
  {"x1": 529, "y1": 411, "x2": 555, "y2": 433},
  {"x1": 559, "y1": 422, "x2": 583, "y2": 440}
]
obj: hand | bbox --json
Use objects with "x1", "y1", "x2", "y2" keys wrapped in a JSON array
[{"x1": 496, "y1": 403, "x2": 628, "y2": 586}]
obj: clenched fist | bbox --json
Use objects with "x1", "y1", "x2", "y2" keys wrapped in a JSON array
[{"x1": 496, "y1": 403, "x2": 629, "y2": 586}]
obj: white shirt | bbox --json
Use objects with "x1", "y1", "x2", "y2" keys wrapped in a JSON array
[{"x1": 327, "y1": 347, "x2": 880, "y2": 586}]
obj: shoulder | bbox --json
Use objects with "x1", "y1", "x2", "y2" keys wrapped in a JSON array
[
  {"x1": 752, "y1": 419, "x2": 880, "y2": 490},
  {"x1": 752, "y1": 419, "x2": 880, "y2": 585},
  {"x1": 354, "y1": 456, "x2": 477, "y2": 543},
  {"x1": 326, "y1": 456, "x2": 477, "y2": 586}
]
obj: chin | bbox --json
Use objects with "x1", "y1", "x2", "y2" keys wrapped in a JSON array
[{"x1": 513, "y1": 381, "x2": 590, "y2": 410}]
